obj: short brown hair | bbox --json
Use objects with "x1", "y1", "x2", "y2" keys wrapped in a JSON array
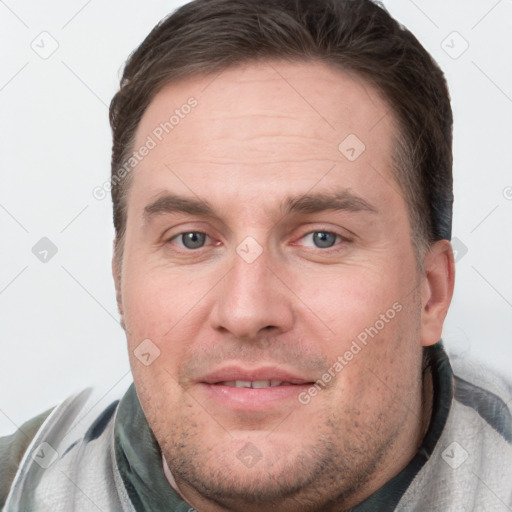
[{"x1": 109, "y1": 0, "x2": 453, "y2": 262}]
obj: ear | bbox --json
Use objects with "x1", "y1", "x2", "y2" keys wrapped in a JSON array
[
  {"x1": 112, "y1": 239, "x2": 125, "y2": 330},
  {"x1": 420, "y1": 240, "x2": 455, "y2": 347}
]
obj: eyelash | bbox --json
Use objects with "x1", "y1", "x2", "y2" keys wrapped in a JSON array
[{"x1": 166, "y1": 229, "x2": 349, "y2": 252}]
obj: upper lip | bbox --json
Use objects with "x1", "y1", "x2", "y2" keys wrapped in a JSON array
[{"x1": 199, "y1": 366, "x2": 314, "y2": 385}]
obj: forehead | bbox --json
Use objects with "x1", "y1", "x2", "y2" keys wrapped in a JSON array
[{"x1": 128, "y1": 59, "x2": 399, "y2": 214}]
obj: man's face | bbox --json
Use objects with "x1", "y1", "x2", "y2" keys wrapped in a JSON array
[{"x1": 116, "y1": 61, "x2": 430, "y2": 511}]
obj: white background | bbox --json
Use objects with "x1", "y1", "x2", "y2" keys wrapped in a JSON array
[{"x1": 1, "y1": 0, "x2": 511, "y2": 436}]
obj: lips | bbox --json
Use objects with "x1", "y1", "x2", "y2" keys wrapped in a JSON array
[
  {"x1": 197, "y1": 366, "x2": 315, "y2": 412},
  {"x1": 200, "y1": 366, "x2": 314, "y2": 386},
  {"x1": 219, "y1": 380, "x2": 294, "y2": 388}
]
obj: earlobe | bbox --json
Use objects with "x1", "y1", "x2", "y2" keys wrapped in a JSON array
[{"x1": 420, "y1": 240, "x2": 455, "y2": 347}]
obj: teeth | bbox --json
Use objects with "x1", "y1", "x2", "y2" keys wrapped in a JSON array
[
  {"x1": 252, "y1": 380, "x2": 277, "y2": 388},
  {"x1": 220, "y1": 380, "x2": 287, "y2": 388},
  {"x1": 235, "y1": 380, "x2": 252, "y2": 388}
]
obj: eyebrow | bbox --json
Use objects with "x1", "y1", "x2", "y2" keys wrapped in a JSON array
[
  {"x1": 282, "y1": 190, "x2": 378, "y2": 216},
  {"x1": 144, "y1": 194, "x2": 214, "y2": 220},
  {"x1": 143, "y1": 189, "x2": 378, "y2": 223}
]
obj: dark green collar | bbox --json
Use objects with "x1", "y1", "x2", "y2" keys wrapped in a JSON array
[
  {"x1": 114, "y1": 385, "x2": 191, "y2": 511},
  {"x1": 114, "y1": 342, "x2": 453, "y2": 511}
]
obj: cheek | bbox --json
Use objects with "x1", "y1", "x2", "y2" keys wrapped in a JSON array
[
  {"x1": 295, "y1": 261, "x2": 420, "y2": 396},
  {"x1": 122, "y1": 262, "x2": 207, "y2": 338},
  {"x1": 295, "y1": 265, "x2": 404, "y2": 338},
  {"x1": 121, "y1": 261, "x2": 222, "y2": 385}
]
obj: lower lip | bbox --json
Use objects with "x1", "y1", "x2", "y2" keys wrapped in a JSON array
[{"x1": 199, "y1": 383, "x2": 312, "y2": 411}]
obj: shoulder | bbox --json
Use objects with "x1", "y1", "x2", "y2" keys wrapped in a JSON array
[
  {"x1": 397, "y1": 352, "x2": 512, "y2": 510},
  {"x1": 0, "y1": 388, "x2": 96, "y2": 509},
  {"x1": 449, "y1": 353, "x2": 512, "y2": 443},
  {"x1": 1, "y1": 387, "x2": 130, "y2": 511},
  {"x1": 0, "y1": 407, "x2": 54, "y2": 509}
]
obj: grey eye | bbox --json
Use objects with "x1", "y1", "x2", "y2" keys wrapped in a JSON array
[
  {"x1": 181, "y1": 232, "x2": 207, "y2": 249},
  {"x1": 312, "y1": 232, "x2": 337, "y2": 248}
]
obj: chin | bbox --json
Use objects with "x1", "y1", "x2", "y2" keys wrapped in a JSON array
[
  {"x1": 163, "y1": 426, "x2": 348, "y2": 508},
  {"x1": 170, "y1": 446, "x2": 319, "y2": 504}
]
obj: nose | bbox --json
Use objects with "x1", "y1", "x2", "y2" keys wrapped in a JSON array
[{"x1": 209, "y1": 244, "x2": 294, "y2": 341}]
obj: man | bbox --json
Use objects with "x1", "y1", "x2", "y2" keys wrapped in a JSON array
[{"x1": 1, "y1": 0, "x2": 511, "y2": 510}]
